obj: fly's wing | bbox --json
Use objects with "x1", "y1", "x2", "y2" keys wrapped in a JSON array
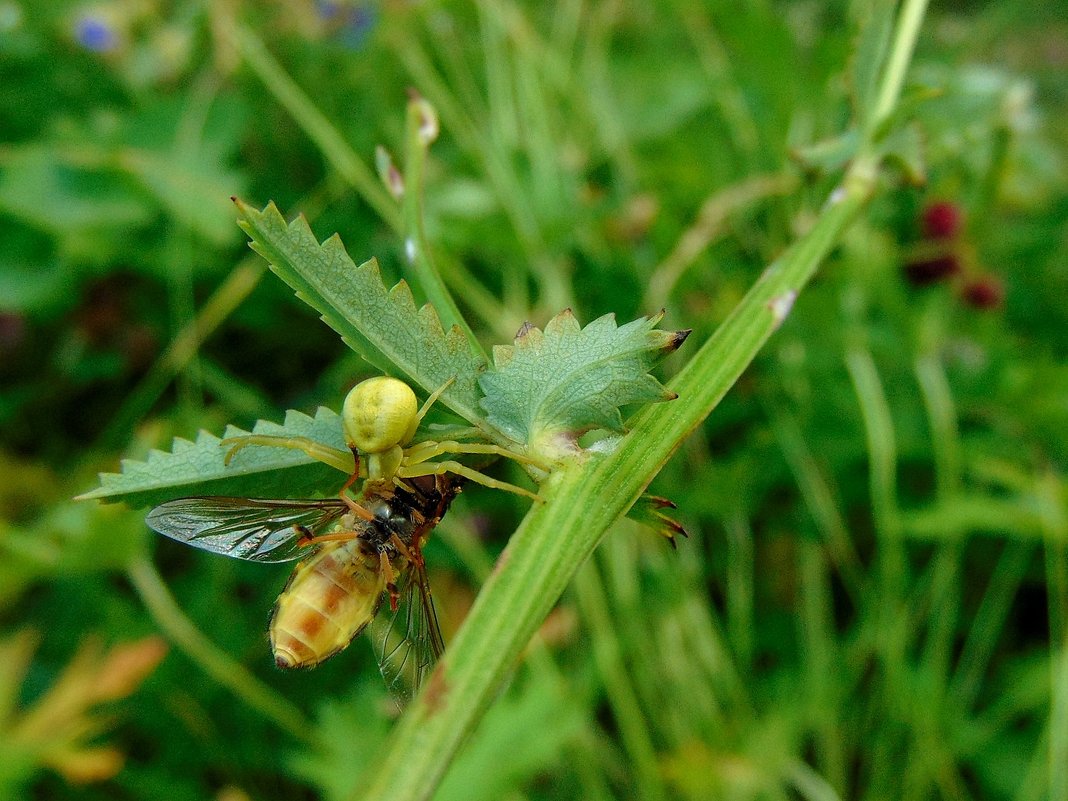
[
  {"x1": 146, "y1": 497, "x2": 351, "y2": 563},
  {"x1": 370, "y1": 560, "x2": 445, "y2": 703}
]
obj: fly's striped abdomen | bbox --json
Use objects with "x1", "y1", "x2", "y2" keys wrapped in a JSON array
[{"x1": 270, "y1": 539, "x2": 386, "y2": 669}]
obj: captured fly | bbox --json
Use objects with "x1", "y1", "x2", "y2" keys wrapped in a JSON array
[{"x1": 146, "y1": 476, "x2": 461, "y2": 700}]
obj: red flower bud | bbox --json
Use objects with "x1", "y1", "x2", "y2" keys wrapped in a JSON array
[
  {"x1": 921, "y1": 201, "x2": 963, "y2": 240},
  {"x1": 960, "y1": 276, "x2": 1004, "y2": 309}
]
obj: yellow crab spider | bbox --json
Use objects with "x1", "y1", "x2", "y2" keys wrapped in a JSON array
[{"x1": 222, "y1": 376, "x2": 544, "y2": 501}]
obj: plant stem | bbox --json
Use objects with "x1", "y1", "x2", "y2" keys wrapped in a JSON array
[
  {"x1": 227, "y1": 21, "x2": 504, "y2": 348},
  {"x1": 949, "y1": 542, "x2": 1032, "y2": 712},
  {"x1": 224, "y1": 24, "x2": 400, "y2": 231},
  {"x1": 387, "y1": 25, "x2": 562, "y2": 313},
  {"x1": 871, "y1": 0, "x2": 930, "y2": 134},
  {"x1": 126, "y1": 556, "x2": 312, "y2": 743},
  {"x1": 770, "y1": 405, "x2": 863, "y2": 598},
  {"x1": 915, "y1": 355, "x2": 963, "y2": 680},
  {"x1": 400, "y1": 98, "x2": 486, "y2": 359},
  {"x1": 845, "y1": 347, "x2": 904, "y2": 583},
  {"x1": 1042, "y1": 472, "x2": 1068, "y2": 801},
  {"x1": 844, "y1": 346, "x2": 907, "y2": 790}
]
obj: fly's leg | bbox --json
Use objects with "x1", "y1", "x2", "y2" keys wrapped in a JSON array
[
  {"x1": 295, "y1": 524, "x2": 315, "y2": 547},
  {"x1": 336, "y1": 454, "x2": 375, "y2": 521},
  {"x1": 379, "y1": 551, "x2": 400, "y2": 611},
  {"x1": 388, "y1": 532, "x2": 417, "y2": 565},
  {"x1": 221, "y1": 435, "x2": 356, "y2": 475}
]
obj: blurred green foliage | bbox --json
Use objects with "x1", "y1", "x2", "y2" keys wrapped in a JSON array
[{"x1": 1, "y1": 1, "x2": 1067, "y2": 800}]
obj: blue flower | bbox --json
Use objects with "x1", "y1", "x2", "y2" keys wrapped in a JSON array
[
  {"x1": 339, "y1": 4, "x2": 376, "y2": 49},
  {"x1": 316, "y1": 1, "x2": 377, "y2": 50},
  {"x1": 74, "y1": 13, "x2": 118, "y2": 53},
  {"x1": 315, "y1": 0, "x2": 344, "y2": 21}
]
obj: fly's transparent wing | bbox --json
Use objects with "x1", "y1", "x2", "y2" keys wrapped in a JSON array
[
  {"x1": 370, "y1": 561, "x2": 445, "y2": 703},
  {"x1": 146, "y1": 497, "x2": 351, "y2": 562}
]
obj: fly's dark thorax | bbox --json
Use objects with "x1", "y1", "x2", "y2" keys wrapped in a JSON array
[{"x1": 384, "y1": 475, "x2": 463, "y2": 552}]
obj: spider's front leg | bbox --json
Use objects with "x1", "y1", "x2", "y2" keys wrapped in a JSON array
[
  {"x1": 397, "y1": 459, "x2": 541, "y2": 501},
  {"x1": 403, "y1": 440, "x2": 550, "y2": 472},
  {"x1": 222, "y1": 436, "x2": 374, "y2": 520},
  {"x1": 220, "y1": 435, "x2": 356, "y2": 475}
]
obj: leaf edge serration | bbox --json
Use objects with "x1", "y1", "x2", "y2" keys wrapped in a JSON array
[
  {"x1": 478, "y1": 309, "x2": 689, "y2": 456},
  {"x1": 76, "y1": 406, "x2": 349, "y2": 509},
  {"x1": 233, "y1": 198, "x2": 487, "y2": 426}
]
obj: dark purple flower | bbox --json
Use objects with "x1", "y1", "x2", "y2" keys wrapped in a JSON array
[{"x1": 903, "y1": 254, "x2": 961, "y2": 286}]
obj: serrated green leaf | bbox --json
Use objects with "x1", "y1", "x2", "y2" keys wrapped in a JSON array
[
  {"x1": 479, "y1": 310, "x2": 688, "y2": 455},
  {"x1": 627, "y1": 494, "x2": 689, "y2": 548},
  {"x1": 234, "y1": 200, "x2": 486, "y2": 425},
  {"x1": 78, "y1": 407, "x2": 348, "y2": 509}
]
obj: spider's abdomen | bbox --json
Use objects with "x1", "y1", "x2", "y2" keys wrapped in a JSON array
[{"x1": 342, "y1": 376, "x2": 419, "y2": 453}]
